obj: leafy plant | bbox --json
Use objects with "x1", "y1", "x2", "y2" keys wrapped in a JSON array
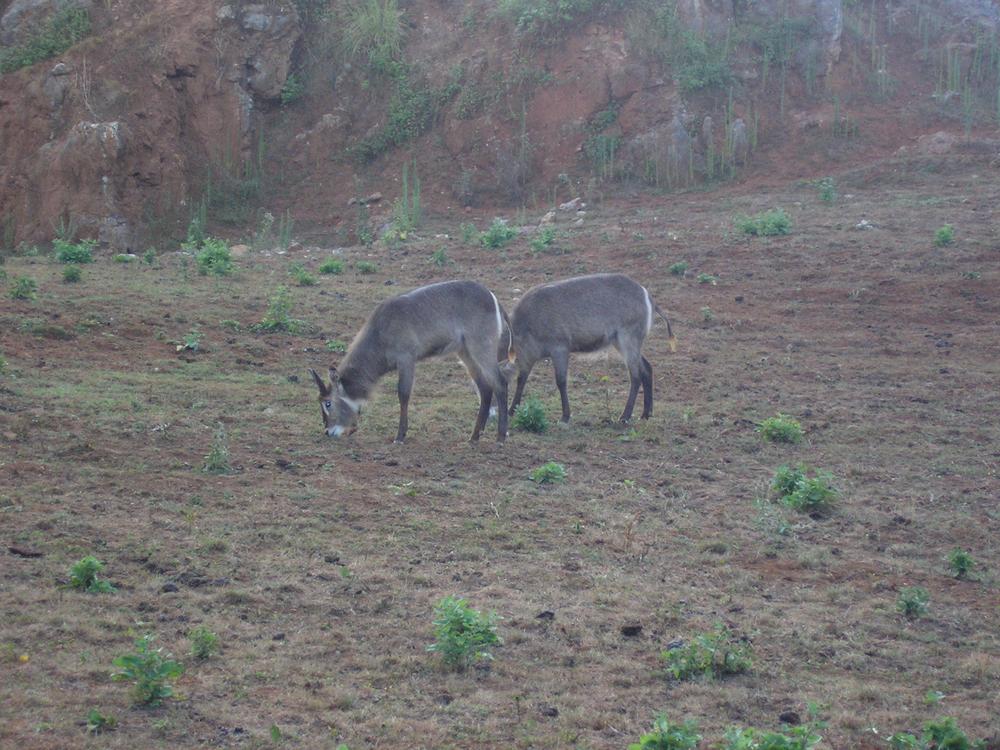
[
  {"x1": 697, "y1": 273, "x2": 717, "y2": 285},
  {"x1": 429, "y1": 248, "x2": 449, "y2": 267},
  {"x1": 701, "y1": 306, "x2": 714, "y2": 322},
  {"x1": 326, "y1": 339, "x2": 348, "y2": 353},
  {"x1": 934, "y1": 224, "x2": 955, "y2": 247},
  {"x1": 111, "y1": 634, "x2": 184, "y2": 706},
  {"x1": 289, "y1": 262, "x2": 317, "y2": 286},
  {"x1": 722, "y1": 725, "x2": 821, "y2": 750},
  {"x1": 771, "y1": 465, "x2": 838, "y2": 514},
  {"x1": 254, "y1": 286, "x2": 309, "y2": 333},
  {"x1": 85, "y1": 709, "x2": 118, "y2": 734},
  {"x1": 669, "y1": 261, "x2": 688, "y2": 276},
  {"x1": 202, "y1": 423, "x2": 231, "y2": 474},
  {"x1": 897, "y1": 586, "x2": 930, "y2": 619},
  {"x1": 62, "y1": 265, "x2": 82, "y2": 283},
  {"x1": 479, "y1": 218, "x2": 518, "y2": 249},
  {"x1": 143, "y1": 248, "x2": 157, "y2": 264},
  {"x1": 628, "y1": 715, "x2": 702, "y2": 750},
  {"x1": 512, "y1": 395, "x2": 548, "y2": 433},
  {"x1": 319, "y1": 258, "x2": 345, "y2": 275},
  {"x1": 188, "y1": 626, "x2": 219, "y2": 660},
  {"x1": 662, "y1": 624, "x2": 752, "y2": 680},
  {"x1": 757, "y1": 414, "x2": 803, "y2": 443},
  {"x1": 195, "y1": 238, "x2": 234, "y2": 276},
  {"x1": 0, "y1": 4, "x2": 91, "y2": 74},
  {"x1": 459, "y1": 222, "x2": 477, "y2": 244},
  {"x1": 946, "y1": 548, "x2": 976, "y2": 579},
  {"x1": 280, "y1": 73, "x2": 305, "y2": 105},
  {"x1": 69, "y1": 556, "x2": 115, "y2": 593},
  {"x1": 887, "y1": 716, "x2": 985, "y2": 750},
  {"x1": 816, "y1": 177, "x2": 836, "y2": 204},
  {"x1": 54, "y1": 238, "x2": 95, "y2": 264},
  {"x1": 530, "y1": 461, "x2": 567, "y2": 484},
  {"x1": 356, "y1": 260, "x2": 378, "y2": 274},
  {"x1": 734, "y1": 209, "x2": 792, "y2": 236},
  {"x1": 529, "y1": 226, "x2": 557, "y2": 253},
  {"x1": 427, "y1": 595, "x2": 501, "y2": 669}
]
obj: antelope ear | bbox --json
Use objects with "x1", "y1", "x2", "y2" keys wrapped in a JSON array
[{"x1": 309, "y1": 368, "x2": 329, "y2": 394}]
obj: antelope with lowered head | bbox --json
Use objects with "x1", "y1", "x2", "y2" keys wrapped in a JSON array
[
  {"x1": 506, "y1": 273, "x2": 675, "y2": 424},
  {"x1": 310, "y1": 280, "x2": 510, "y2": 444}
]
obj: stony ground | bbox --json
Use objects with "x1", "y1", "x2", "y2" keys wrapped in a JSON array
[{"x1": 1, "y1": 155, "x2": 998, "y2": 749}]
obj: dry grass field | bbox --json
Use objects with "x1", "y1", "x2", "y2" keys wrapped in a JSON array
[{"x1": 2, "y1": 156, "x2": 998, "y2": 749}]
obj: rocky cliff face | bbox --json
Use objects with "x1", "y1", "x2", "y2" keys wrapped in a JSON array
[{"x1": 0, "y1": 0, "x2": 996, "y2": 248}]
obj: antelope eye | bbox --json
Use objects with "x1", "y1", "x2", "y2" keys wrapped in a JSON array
[{"x1": 324, "y1": 400, "x2": 332, "y2": 409}]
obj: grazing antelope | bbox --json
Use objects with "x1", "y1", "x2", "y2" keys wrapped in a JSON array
[
  {"x1": 310, "y1": 280, "x2": 510, "y2": 444},
  {"x1": 506, "y1": 273, "x2": 675, "y2": 423}
]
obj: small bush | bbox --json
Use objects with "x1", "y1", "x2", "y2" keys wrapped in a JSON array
[
  {"x1": 669, "y1": 261, "x2": 688, "y2": 276},
  {"x1": 429, "y1": 248, "x2": 449, "y2": 267},
  {"x1": 356, "y1": 260, "x2": 378, "y2": 274},
  {"x1": 280, "y1": 73, "x2": 305, "y2": 105},
  {"x1": 897, "y1": 586, "x2": 930, "y2": 619},
  {"x1": 202, "y1": 423, "x2": 231, "y2": 474},
  {"x1": 512, "y1": 395, "x2": 548, "y2": 433},
  {"x1": 662, "y1": 624, "x2": 752, "y2": 680},
  {"x1": 289, "y1": 262, "x2": 317, "y2": 286},
  {"x1": 530, "y1": 461, "x2": 567, "y2": 484},
  {"x1": 326, "y1": 339, "x2": 348, "y2": 353},
  {"x1": 111, "y1": 634, "x2": 184, "y2": 706},
  {"x1": 771, "y1": 465, "x2": 838, "y2": 514},
  {"x1": 177, "y1": 330, "x2": 202, "y2": 352},
  {"x1": 69, "y1": 556, "x2": 115, "y2": 593},
  {"x1": 735, "y1": 209, "x2": 791, "y2": 236},
  {"x1": 479, "y1": 218, "x2": 518, "y2": 249},
  {"x1": 427, "y1": 596, "x2": 501, "y2": 670},
  {"x1": 85, "y1": 709, "x2": 118, "y2": 734},
  {"x1": 696, "y1": 273, "x2": 717, "y2": 285},
  {"x1": 888, "y1": 716, "x2": 984, "y2": 750},
  {"x1": 757, "y1": 414, "x2": 803, "y2": 443},
  {"x1": 54, "y1": 238, "x2": 95, "y2": 263},
  {"x1": 628, "y1": 715, "x2": 702, "y2": 750},
  {"x1": 529, "y1": 226, "x2": 557, "y2": 253},
  {"x1": 188, "y1": 626, "x2": 219, "y2": 660},
  {"x1": 459, "y1": 222, "x2": 478, "y2": 244},
  {"x1": 254, "y1": 286, "x2": 309, "y2": 333},
  {"x1": 113, "y1": 253, "x2": 135, "y2": 263},
  {"x1": 318, "y1": 258, "x2": 345, "y2": 275},
  {"x1": 195, "y1": 238, "x2": 234, "y2": 276},
  {"x1": 723, "y1": 725, "x2": 821, "y2": 750},
  {"x1": 934, "y1": 224, "x2": 955, "y2": 247},
  {"x1": 816, "y1": 177, "x2": 836, "y2": 204},
  {"x1": 62, "y1": 265, "x2": 82, "y2": 283},
  {"x1": 143, "y1": 248, "x2": 157, "y2": 264},
  {"x1": 946, "y1": 548, "x2": 976, "y2": 579}
]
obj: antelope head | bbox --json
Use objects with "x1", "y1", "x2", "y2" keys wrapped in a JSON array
[{"x1": 310, "y1": 367, "x2": 361, "y2": 438}]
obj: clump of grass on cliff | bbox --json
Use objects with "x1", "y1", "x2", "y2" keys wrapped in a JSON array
[{"x1": 0, "y1": 6, "x2": 91, "y2": 74}]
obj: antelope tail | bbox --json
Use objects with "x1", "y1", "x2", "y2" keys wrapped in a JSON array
[
  {"x1": 501, "y1": 308, "x2": 516, "y2": 364},
  {"x1": 654, "y1": 303, "x2": 678, "y2": 353}
]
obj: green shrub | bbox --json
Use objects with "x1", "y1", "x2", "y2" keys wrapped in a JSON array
[
  {"x1": 897, "y1": 586, "x2": 930, "y2": 619},
  {"x1": 662, "y1": 624, "x2": 752, "y2": 680},
  {"x1": 771, "y1": 465, "x2": 838, "y2": 514},
  {"x1": 111, "y1": 634, "x2": 184, "y2": 706},
  {"x1": 142, "y1": 248, "x2": 157, "y2": 264},
  {"x1": 177, "y1": 330, "x2": 202, "y2": 352},
  {"x1": 628, "y1": 715, "x2": 702, "y2": 750},
  {"x1": 757, "y1": 414, "x2": 803, "y2": 443},
  {"x1": 326, "y1": 339, "x2": 348, "y2": 353},
  {"x1": 427, "y1": 595, "x2": 501, "y2": 669},
  {"x1": 816, "y1": 177, "x2": 836, "y2": 204},
  {"x1": 0, "y1": 5, "x2": 91, "y2": 74},
  {"x1": 289, "y1": 262, "x2": 317, "y2": 286},
  {"x1": 69, "y1": 556, "x2": 115, "y2": 593},
  {"x1": 195, "y1": 237, "x2": 234, "y2": 276},
  {"x1": 54, "y1": 238, "x2": 95, "y2": 263},
  {"x1": 734, "y1": 209, "x2": 791, "y2": 236},
  {"x1": 344, "y1": 0, "x2": 405, "y2": 68},
  {"x1": 723, "y1": 725, "x2": 821, "y2": 750},
  {"x1": 202, "y1": 423, "x2": 231, "y2": 474},
  {"x1": 888, "y1": 716, "x2": 984, "y2": 750},
  {"x1": 280, "y1": 73, "x2": 305, "y2": 105},
  {"x1": 429, "y1": 247, "x2": 449, "y2": 267},
  {"x1": 85, "y1": 709, "x2": 118, "y2": 734},
  {"x1": 188, "y1": 626, "x2": 219, "y2": 660},
  {"x1": 356, "y1": 260, "x2": 378, "y2": 274},
  {"x1": 529, "y1": 226, "x2": 557, "y2": 253},
  {"x1": 353, "y1": 66, "x2": 435, "y2": 161},
  {"x1": 530, "y1": 461, "x2": 566, "y2": 484},
  {"x1": 512, "y1": 395, "x2": 548, "y2": 433},
  {"x1": 696, "y1": 273, "x2": 717, "y2": 285},
  {"x1": 479, "y1": 217, "x2": 518, "y2": 249},
  {"x1": 254, "y1": 285, "x2": 309, "y2": 333},
  {"x1": 62, "y1": 265, "x2": 82, "y2": 283},
  {"x1": 669, "y1": 261, "x2": 688, "y2": 276},
  {"x1": 10, "y1": 276, "x2": 38, "y2": 300},
  {"x1": 319, "y1": 257, "x2": 345, "y2": 275},
  {"x1": 934, "y1": 224, "x2": 955, "y2": 247},
  {"x1": 946, "y1": 548, "x2": 975, "y2": 579}
]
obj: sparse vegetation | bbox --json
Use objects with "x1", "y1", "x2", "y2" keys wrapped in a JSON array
[
  {"x1": 69, "y1": 556, "x2": 115, "y2": 593},
  {"x1": 722, "y1": 725, "x2": 822, "y2": 750},
  {"x1": 254, "y1": 286, "x2": 309, "y2": 333},
  {"x1": 771, "y1": 465, "x2": 838, "y2": 514},
  {"x1": 113, "y1": 253, "x2": 135, "y2": 263},
  {"x1": 429, "y1": 247, "x2": 449, "y2": 267},
  {"x1": 356, "y1": 260, "x2": 378, "y2": 274},
  {"x1": 85, "y1": 709, "x2": 118, "y2": 734},
  {"x1": 897, "y1": 586, "x2": 930, "y2": 619},
  {"x1": 344, "y1": 0, "x2": 405, "y2": 70},
  {"x1": 662, "y1": 624, "x2": 752, "y2": 681},
  {"x1": 628, "y1": 715, "x2": 702, "y2": 750},
  {"x1": 280, "y1": 73, "x2": 305, "y2": 105},
  {"x1": 512, "y1": 395, "x2": 548, "y2": 433},
  {"x1": 319, "y1": 257, "x2": 345, "y2": 275},
  {"x1": 188, "y1": 626, "x2": 219, "y2": 660},
  {"x1": 735, "y1": 209, "x2": 792, "y2": 236},
  {"x1": 530, "y1": 461, "x2": 567, "y2": 484},
  {"x1": 934, "y1": 224, "x2": 955, "y2": 247},
  {"x1": 54, "y1": 238, "x2": 95, "y2": 264},
  {"x1": 427, "y1": 596, "x2": 501, "y2": 670},
  {"x1": 111, "y1": 634, "x2": 184, "y2": 706},
  {"x1": 817, "y1": 177, "x2": 836, "y2": 204},
  {"x1": 887, "y1": 716, "x2": 985, "y2": 749},
  {"x1": 289, "y1": 262, "x2": 317, "y2": 286},
  {"x1": 195, "y1": 238, "x2": 234, "y2": 276},
  {"x1": 459, "y1": 222, "x2": 477, "y2": 244},
  {"x1": 0, "y1": 4, "x2": 91, "y2": 74},
  {"x1": 62, "y1": 265, "x2": 82, "y2": 283},
  {"x1": 946, "y1": 548, "x2": 976, "y2": 579},
  {"x1": 326, "y1": 339, "x2": 348, "y2": 353},
  {"x1": 202, "y1": 423, "x2": 231, "y2": 474},
  {"x1": 669, "y1": 261, "x2": 688, "y2": 276},
  {"x1": 697, "y1": 273, "x2": 717, "y2": 285},
  {"x1": 480, "y1": 218, "x2": 518, "y2": 249},
  {"x1": 757, "y1": 414, "x2": 803, "y2": 443}
]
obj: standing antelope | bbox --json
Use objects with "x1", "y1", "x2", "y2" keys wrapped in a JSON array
[
  {"x1": 310, "y1": 280, "x2": 510, "y2": 443},
  {"x1": 506, "y1": 273, "x2": 675, "y2": 423}
]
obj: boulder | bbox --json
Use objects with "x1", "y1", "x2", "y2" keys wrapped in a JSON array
[{"x1": 240, "y1": 4, "x2": 301, "y2": 100}]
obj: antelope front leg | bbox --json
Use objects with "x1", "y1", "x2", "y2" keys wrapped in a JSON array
[
  {"x1": 395, "y1": 360, "x2": 415, "y2": 443},
  {"x1": 551, "y1": 348, "x2": 571, "y2": 422},
  {"x1": 508, "y1": 369, "x2": 530, "y2": 416}
]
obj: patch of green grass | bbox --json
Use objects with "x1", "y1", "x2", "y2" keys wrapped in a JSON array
[
  {"x1": 734, "y1": 209, "x2": 791, "y2": 236},
  {"x1": 661, "y1": 624, "x2": 752, "y2": 680},
  {"x1": 628, "y1": 714, "x2": 702, "y2": 750},
  {"x1": 188, "y1": 626, "x2": 219, "y2": 660},
  {"x1": 326, "y1": 339, "x2": 348, "y2": 353},
  {"x1": 54, "y1": 238, "x2": 95, "y2": 264},
  {"x1": 202, "y1": 423, "x2": 231, "y2": 474},
  {"x1": 816, "y1": 177, "x2": 836, "y2": 204},
  {"x1": 669, "y1": 261, "x2": 688, "y2": 276},
  {"x1": 771, "y1": 465, "x2": 838, "y2": 514},
  {"x1": 946, "y1": 548, "x2": 976, "y2": 579},
  {"x1": 62, "y1": 265, "x2": 82, "y2": 283},
  {"x1": 356, "y1": 260, "x2": 378, "y2": 274},
  {"x1": 723, "y1": 725, "x2": 821, "y2": 749},
  {"x1": 429, "y1": 247, "x2": 449, "y2": 267},
  {"x1": 111, "y1": 634, "x2": 184, "y2": 706},
  {"x1": 289, "y1": 262, "x2": 317, "y2": 286},
  {"x1": 427, "y1": 595, "x2": 501, "y2": 670},
  {"x1": 69, "y1": 556, "x2": 116, "y2": 593},
  {"x1": 344, "y1": 0, "x2": 405, "y2": 69},
  {"x1": 253, "y1": 286, "x2": 310, "y2": 333},
  {"x1": 195, "y1": 238, "x2": 234, "y2": 276},
  {"x1": 530, "y1": 461, "x2": 566, "y2": 484},
  {"x1": 529, "y1": 226, "x2": 557, "y2": 253},
  {"x1": 0, "y1": 5, "x2": 91, "y2": 74},
  {"x1": 512, "y1": 395, "x2": 548, "y2": 433},
  {"x1": 934, "y1": 224, "x2": 955, "y2": 247},
  {"x1": 887, "y1": 716, "x2": 983, "y2": 749},
  {"x1": 318, "y1": 258, "x2": 345, "y2": 275},
  {"x1": 697, "y1": 273, "x2": 717, "y2": 285},
  {"x1": 480, "y1": 218, "x2": 517, "y2": 249},
  {"x1": 757, "y1": 414, "x2": 803, "y2": 443},
  {"x1": 897, "y1": 586, "x2": 930, "y2": 619}
]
